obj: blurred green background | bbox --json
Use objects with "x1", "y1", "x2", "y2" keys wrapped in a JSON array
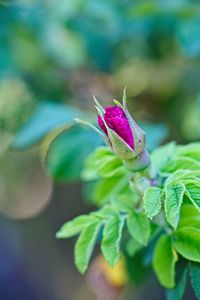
[{"x1": 0, "y1": 0, "x2": 200, "y2": 299}]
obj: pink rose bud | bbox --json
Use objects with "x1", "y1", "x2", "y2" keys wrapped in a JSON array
[
  {"x1": 96, "y1": 90, "x2": 148, "y2": 161},
  {"x1": 75, "y1": 89, "x2": 150, "y2": 172}
]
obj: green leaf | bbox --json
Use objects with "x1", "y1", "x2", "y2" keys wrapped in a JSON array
[
  {"x1": 151, "y1": 142, "x2": 176, "y2": 171},
  {"x1": 185, "y1": 181, "x2": 200, "y2": 212},
  {"x1": 166, "y1": 170, "x2": 200, "y2": 186},
  {"x1": 165, "y1": 182, "x2": 185, "y2": 229},
  {"x1": 127, "y1": 211, "x2": 150, "y2": 245},
  {"x1": 163, "y1": 156, "x2": 200, "y2": 173},
  {"x1": 82, "y1": 147, "x2": 124, "y2": 180},
  {"x1": 180, "y1": 204, "x2": 200, "y2": 219},
  {"x1": 189, "y1": 262, "x2": 200, "y2": 300},
  {"x1": 153, "y1": 235, "x2": 178, "y2": 288},
  {"x1": 178, "y1": 204, "x2": 200, "y2": 229},
  {"x1": 101, "y1": 214, "x2": 125, "y2": 267},
  {"x1": 92, "y1": 176, "x2": 128, "y2": 205},
  {"x1": 166, "y1": 267, "x2": 187, "y2": 300},
  {"x1": 184, "y1": 178, "x2": 200, "y2": 185},
  {"x1": 177, "y1": 143, "x2": 200, "y2": 162},
  {"x1": 143, "y1": 186, "x2": 162, "y2": 219},
  {"x1": 12, "y1": 102, "x2": 81, "y2": 149},
  {"x1": 45, "y1": 125, "x2": 101, "y2": 182},
  {"x1": 81, "y1": 147, "x2": 112, "y2": 181},
  {"x1": 111, "y1": 193, "x2": 137, "y2": 212},
  {"x1": 178, "y1": 217, "x2": 200, "y2": 230},
  {"x1": 173, "y1": 227, "x2": 200, "y2": 263},
  {"x1": 96, "y1": 205, "x2": 119, "y2": 218},
  {"x1": 97, "y1": 156, "x2": 125, "y2": 178},
  {"x1": 75, "y1": 221, "x2": 101, "y2": 273},
  {"x1": 56, "y1": 215, "x2": 97, "y2": 238}
]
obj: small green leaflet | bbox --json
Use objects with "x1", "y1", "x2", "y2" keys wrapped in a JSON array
[
  {"x1": 56, "y1": 215, "x2": 97, "y2": 238},
  {"x1": 153, "y1": 235, "x2": 178, "y2": 288},
  {"x1": 101, "y1": 214, "x2": 125, "y2": 267},
  {"x1": 185, "y1": 181, "x2": 200, "y2": 212},
  {"x1": 75, "y1": 221, "x2": 101, "y2": 273},
  {"x1": 173, "y1": 227, "x2": 200, "y2": 263},
  {"x1": 165, "y1": 182, "x2": 185, "y2": 229},
  {"x1": 127, "y1": 211, "x2": 150, "y2": 245},
  {"x1": 143, "y1": 186, "x2": 162, "y2": 219},
  {"x1": 189, "y1": 262, "x2": 200, "y2": 300}
]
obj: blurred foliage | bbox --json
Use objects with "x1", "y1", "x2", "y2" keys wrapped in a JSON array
[
  {"x1": 0, "y1": 78, "x2": 35, "y2": 133},
  {"x1": 1, "y1": 0, "x2": 200, "y2": 142},
  {"x1": 0, "y1": 0, "x2": 200, "y2": 215},
  {"x1": 0, "y1": 0, "x2": 200, "y2": 111},
  {"x1": 2, "y1": 0, "x2": 200, "y2": 212}
]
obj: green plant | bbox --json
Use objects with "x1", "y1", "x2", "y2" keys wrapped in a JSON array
[{"x1": 56, "y1": 91, "x2": 200, "y2": 299}]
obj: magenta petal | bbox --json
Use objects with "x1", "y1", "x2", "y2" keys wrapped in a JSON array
[
  {"x1": 97, "y1": 106, "x2": 134, "y2": 149},
  {"x1": 97, "y1": 116, "x2": 107, "y2": 135}
]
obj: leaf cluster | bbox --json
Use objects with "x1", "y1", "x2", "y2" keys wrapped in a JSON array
[{"x1": 57, "y1": 142, "x2": 200, "y2": 299}]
